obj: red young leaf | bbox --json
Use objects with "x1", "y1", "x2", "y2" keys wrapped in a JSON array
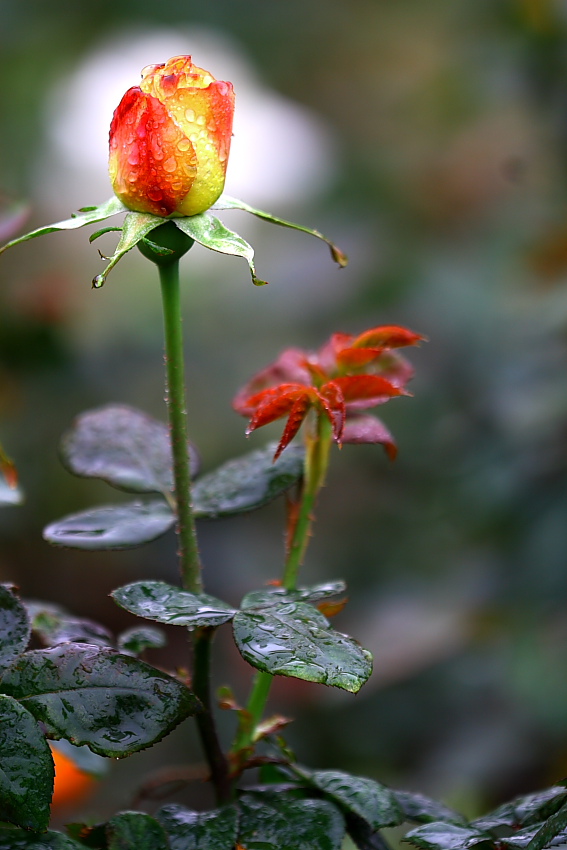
[
  {"x1": 335, "y1": 347, "x2": 385, "y2": 370},
  {"x1": 233, "y1": 350, "x2": 311, "y2": 413},
  {"x1": 351, "y1": 325, "x2": 424, "y2": 349},
  {"x1": 317, "y1": 381, "x2": 346, "y2": 442},
  {"x1": 332, "y1": 374, "x2": 404, "y2": 407},
  {"x1": 342, "y1": 414, "x2": 398, "y2": 459},
  {"x1": 273, "y1": 394, "x2": 312, "y2": 459},
  {"x1": 240, "y1": 383, "x2": 306, "y2": 425}
]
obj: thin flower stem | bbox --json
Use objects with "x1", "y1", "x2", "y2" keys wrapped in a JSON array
[
  {"x1": 231, "y1": 413, "x2": 334, "y2": 760},
  {"x1": 158, "y1": 259, "x2": 202, "y2": 593}
]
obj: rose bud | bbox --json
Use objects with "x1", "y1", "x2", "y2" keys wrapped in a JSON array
[{"x1": 109, "y1": 55, "x2": 234, "y2": 217}]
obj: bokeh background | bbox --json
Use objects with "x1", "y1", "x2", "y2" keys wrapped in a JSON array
[{"x1": 2, "y1": 0, "x2": 567, "y2": 827}]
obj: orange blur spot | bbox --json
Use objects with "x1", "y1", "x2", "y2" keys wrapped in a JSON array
[{"x1": 50, "y1": 746, "x2": 97, "y2": 811}]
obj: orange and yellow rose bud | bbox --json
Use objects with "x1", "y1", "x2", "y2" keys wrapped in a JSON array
[{"x1": 109, "y1": 55, "x2": 234, "y2": 217}]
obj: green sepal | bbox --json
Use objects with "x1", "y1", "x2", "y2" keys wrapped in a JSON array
[
  {"x1": 233, "y1": 600, "x2": 372, "y2": 693},
  {"x1": 0, "y1": 196, "x2": 128, "y2": 257},
  {"x1": 92, "y1": 212, "x2": 164, "y2": 287},
  {"x1": 174, "y1": 213, "x2": 267, "y2": 285},
  {"x1": 213, "y1": 194, "x2": 348, "y2": 268},
  {"x1": 112, "y1": 581, "x2": 236, "y2": 629},
  {"x1": 0, "y1": 694, "x2": 54, "y2": 831}
]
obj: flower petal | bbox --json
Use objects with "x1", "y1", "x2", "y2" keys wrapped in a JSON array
[{"x1": 342, "y1": 415, "x2": 398, "y2": 460}]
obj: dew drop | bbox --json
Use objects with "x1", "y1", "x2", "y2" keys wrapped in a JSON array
[
  {"x1": 148, "y1": 188, "x2": 163, "y2": 202},
  {"x1": 189, "y1": 133, "x2": 198, "y2": 143},
  {"x1": 196, "y1": 114, "x2": 206, "y2": 126},
  {"x1": 163, "y1": 156, "x2": 177, "y2": 173},
  {"x1": 185, "y1": 108, "x2": 196, "y2": 123},
  {"x1": 177, "y1": 139, "x2": 192, "y2": 152},
  {"x1": 92, "y1": 274, "x2": 105, "y2": 289}
]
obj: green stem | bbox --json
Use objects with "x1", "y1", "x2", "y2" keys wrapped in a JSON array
[
  {"x1": 159, "y1": 259, "x2": 202, "y2": 593},
  {"x1": 193, "y1": 628, "x2": 232, "y2": 804},
  {"x1": 231, "y1": 413, "x2": 334, "y2": 758}
]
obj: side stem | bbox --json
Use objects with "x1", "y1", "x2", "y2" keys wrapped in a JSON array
[
  {"x1": 159, "y1": 260, "x2": 202, "y2": 593},
  {"x1": 231, "y1": 413, "x2": 333, "y2": 758}
]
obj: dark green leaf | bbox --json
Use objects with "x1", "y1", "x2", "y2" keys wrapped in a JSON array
[
  {"x1": 0, "y1": 827, "x2": 85, "y2": 849},
  {"x1": 472, "y1": 788, "x2": 567, "y2": 831},
  {"x1": 43, "y1": 500, "x2": 175, "y2": 550},
  {"x1": 60, "y1": 405, "x2": 198, "y2": 495},
  {"x1": 157, "y1": 804, "x2": 238, "y2": 850},
  {"x1": 118, "y1": 626, "x2": 167, "y2": 656},
  {"x1": 112, "y1": 581, "x2": 236, "y2": 629},
  {"x1": 0, "y1": 585, "x2": 30, "y2": 669},
  {"x1": 106, "y1": 812, "x2": 169, "y2": 850},
  {"x1": 346, "y1": 812, "x2": 394, "y2": 850},
  {"x1": 32, "y1": 612, "x2": 114, "y2": 649},
  {"x1": 0, "y1": 196, "x2": 128, "y2": 258},
  {"x1": 526, "y1": 802, "x2": 567, "y2": 850},
  {"x1": 238, "y1": 792, "x2": 345, "y2": 850},
  {"x1": 193, "y1": 443, "x2": 304, "y2": 519},
  {"x1": 233, "y1": 601, "x2": 372, "y2": 693},
  {"x1": 393, "y1": 790, "x2": 467, "y2": 826},
  {"x1": 174, "y1": 214, "x2": 267, "y2": 286},
  {"x1": 404, "y1": 823, "x2": 492, "y2": 850},
  {"x1": 0, "y1": 644, "x2": 200, "y2": 756},
  {"x1": 212, "y1": 195, "x2": 348, "y2": 268},
  {"x1": 303, "y1": 769, "x2": 402, "y2": 830},
  {"x1": 0, "y1": 695, "x2": 54, "y2": 831},
  {"x1": 241, "y1": 581, "x2": 346, "y2": 610},
  {"x1": 0, "y1": 477, "x2": 23, "y2": 507}
]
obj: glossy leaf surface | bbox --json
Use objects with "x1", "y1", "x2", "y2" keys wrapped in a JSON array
[
  {"x1": 60, "y1": 404, "x2": 198, "y2": 495},
  {"x1": 472, "y1": 787, "x2": 567, "y2": 831},
  {"x1": 0, "y1": 828, "x2": 84, "y2": 849},
  {"x1": 393, "y1": 790, "x2": 467, "y2": 826},
  {"x1": 404, "y1": 823, "x2": 491, "y2": 850},
  {"x1": 157, "y1": 803, "x2": 239, "y2": 850},
  {"x1": 241, "y1": 581, "x2": 346, "y2": 610},
  {"x1": 233, "y1": 601, "x2": 372, "y2": 692},
  {"x1": 175, "y1": 213, "x2": 267, "y2": 286},
  {"x1": 0, "y1": 585, "x2": 30, "y2": 669},
  {"x1": 526, "y1": 803, "x2": 567, "y2": 850},
  {"x1": 0, "y1": 644, "x2": 200, "y2": 756},
  {"x1": 192, "y1": 443, "x2": 304, "y2": 519},
  {"x1": 106, "y1": 812, "x2": 170, "y2": 850},
  {"x1": 118, "y1": 626, "x2": 167, "y2": 656},
  {"x1": 305, "y1": 769, "x2": 402, "y2": 830},
  {"x1": 0, "y1": 695, "x2": 54, "y2": 831},
  {"x1": 112, "y1": 581, "x2": 236, "y2": 629},
  {"x1": 237, "y1": 792, "x2": 345, "y2": 850},
  {"x1": 43, "y1": 500, "x2": 175, "y2": 550},
  {"x1": 31, "y1": 611, "x2": 113, "y2": 649}
]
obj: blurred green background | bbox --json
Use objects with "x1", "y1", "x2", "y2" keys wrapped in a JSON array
[{"x1": 2, "y1": 0, "x2": 567, "y2": 826}]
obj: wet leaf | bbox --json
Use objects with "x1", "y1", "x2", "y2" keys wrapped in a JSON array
[
  {"x1": 60, "y1": 405, "x2": 198, "y2": 495},
  {"x1": 302, "y1": 769, "x2": 402, "y2": 830},
  {"x1": 192, "y1": 443, "x2": 305, "y2": 519},
  {"x1": 0, "y1": 828, "x2": 85, "y2": 849},
  {"x1": 0, "y1": 695, "x2": 54, "y2": 831},
  {"x1": 213, "y1": 195, "x2": 348, "y2": 268},
  {"x1": 241, "y1": 581, "x2": 346, "y2": 610},
  {"x1": 393, "y1": 791, "x2": 467, "y2": 826},
  {"x1": 0, "y1": 196, "x2": 128, "y2": 258},
  {"x1": 174, "y1": 214, "x2": 267, "y2": 286},
  {"x1": 0, "y1": 643, "x2": 200, "y2": 756},
  {"x1": 237, "y1": 792, "x2": 345, "y2": 850},
  {"x1": 112, "y1": 581, "x2": 235, "y2": 629},
  {"x1": 51, "y1": 739, "x2": 108, "y2": 778},
  {"x1": 118, "y1": 626, "x2": 167, "y2": 656},
  {"x1": 345, "y1": 812, "x2": 394, "y2": 850},
  {"x1": 106, "y1": 812, "x2": 169, "y2": 850},
  {"x1": 404, "y1": 823, "x2": 491, "y2": 850},
  {"x1": 31, "y1": 611, "x2": 114, "y2": 649},
  {"x1": 157, "y1": 803, "x2": 239, "y2": 850},
  {"x1": 233, "y1": 601, "x2": 372, "y2": 693},
  {"x1": 92, "y1": 212, "x2": 164, "y2": 288},
  {"x1": 526, "y1": 802, "x2": 567, "y2": 850},
  {"x1": 43, "y1": 500, "x2": 175, "y2": 550},
  {"x1": 472, "y1": 787, "x2": 567, "y2": 831},
  {"x1": 0, "y1": 585, "x2": 31, "y2": 669}
]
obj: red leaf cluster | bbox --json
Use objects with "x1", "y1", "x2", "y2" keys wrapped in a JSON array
[{"x1": 233, "y1": 325, "x2": 424, "y2": 459}]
